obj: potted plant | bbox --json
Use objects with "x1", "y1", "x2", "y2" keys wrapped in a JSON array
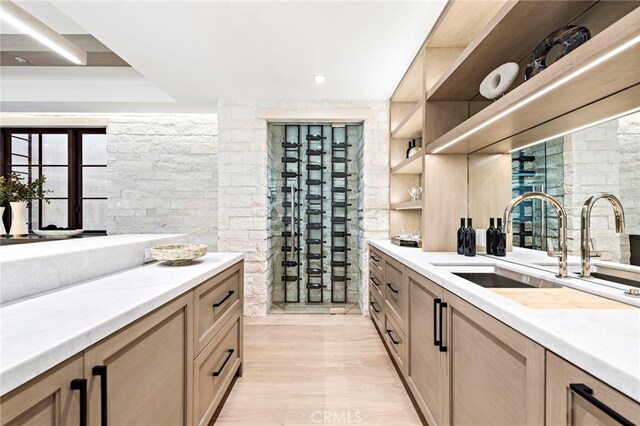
[
  {"x1": 0, "y1": 176, "x2": 8, "y2": 235},
  {"x1": 0, "y1": 173, "x2": 51, "y2": 236}
]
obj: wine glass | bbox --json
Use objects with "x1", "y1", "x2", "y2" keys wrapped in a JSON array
[{"x1": 408, "y1": 187, "x2": 423, "y2": 201}]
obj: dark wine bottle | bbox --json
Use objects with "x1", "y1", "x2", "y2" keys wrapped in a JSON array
[
  {"x1": 464, "y1": 218, "x2": 476, "y2": 257},
  {"x1": 457, "y1": 218, "x2": 465, "y2": 255},
  {"x1": 486, "y1": 218, "x2": 496, "y2": 255},
  {"x1": 495, "y1": 218, "x2": 506, "y2": 256}
]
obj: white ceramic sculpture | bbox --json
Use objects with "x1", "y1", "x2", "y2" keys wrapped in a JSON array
[{"x1": 479, "y1": 62, "x2": 520, "y2": 100}]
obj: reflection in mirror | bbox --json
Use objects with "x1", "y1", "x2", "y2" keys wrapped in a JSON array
[{"x1": 471, "y1": 110, "x2": 640, "y2": 290}]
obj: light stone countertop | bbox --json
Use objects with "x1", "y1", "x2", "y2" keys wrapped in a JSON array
[
  {"x1": 0, "y1": 252, "x2": 243, "y2": 396},
  {"x1": 0, "y1": 234, "x2": 188, "y2": 304},
  {"x1": 369, "y1": 239, "x2": 640, "y2": 402}
]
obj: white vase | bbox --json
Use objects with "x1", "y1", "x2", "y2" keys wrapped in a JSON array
[
  {"x1": 9, "y1": 201, "x2": 28, "y2": 236},
  {"x1": 0, "y1": 206, "x2": 6, "y2": 235}
]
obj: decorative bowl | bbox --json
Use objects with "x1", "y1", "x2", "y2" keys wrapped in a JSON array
[
  {"x1": 149, "y1": 244, "x2": 208, "y2": 266},
  {"x1": 33, "y1": 229, "x2": 84, "y2": 237}
]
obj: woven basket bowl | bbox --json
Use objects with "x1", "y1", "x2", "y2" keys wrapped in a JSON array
[{"x1": 149, "y1": 244, "x2": 208, "y2": 266}]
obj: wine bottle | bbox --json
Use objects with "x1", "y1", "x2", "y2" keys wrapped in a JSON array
[
  {"x1": 457, "y1": 218, "x2": 465, "y2": 255},
  {"x1": 486, "y1": 218, "x2": 496, "y2": 255},
  {"x1": 464, "y1": 218, "x2": 476, "y2": 257},
  {"x1": 495, "y1": 218, "x2": 506, "y2": 256}
]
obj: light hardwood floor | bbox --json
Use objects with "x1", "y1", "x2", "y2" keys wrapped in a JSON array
[{"x1": 215, "y1": 315, "x2": 422, "y2": 425}]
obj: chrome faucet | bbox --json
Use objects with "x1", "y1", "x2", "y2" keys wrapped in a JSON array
[
  {"x1": 504, "y1": 192, "x2": 568, "y2": 278},
  {"x1": 580, "y1": 193, "x2": 625, "y2": 277}
]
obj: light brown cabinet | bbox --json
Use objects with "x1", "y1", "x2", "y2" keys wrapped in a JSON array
[
  {"x1": 546, "y1": 352, "x2": 640, "y2": 425},
  {"x1": 444, "y1": 290, "x2": 545, "y2": 425},
  {"x1": 384, "y1": 255, "x2": 407, "y2": 331},
  {"x1": 84, "y1": 293, "x2": 193, "y2": 426},
  {"x1": 0, "y1": 261, "x2": 244, "y2": 426},
  {"x1": 0, "y1": 355, "x2": 84, "y2": 426},
  {"x1": 406, "y1": 269, "x2": 446, "y2": 426},
  {"x1": 406, "y1": 270, "x2": 545, "y2": 426}
]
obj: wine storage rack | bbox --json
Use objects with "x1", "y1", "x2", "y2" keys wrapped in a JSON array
[{"x1": 276, "y1": 124, "x2": 356, "y2": 305}]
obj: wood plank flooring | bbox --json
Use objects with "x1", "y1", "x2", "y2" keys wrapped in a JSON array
[{"x1": 215, "y1": 315, "x2": 422, "y2": 425}]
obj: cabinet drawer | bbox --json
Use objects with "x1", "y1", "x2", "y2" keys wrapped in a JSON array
[
  {"x1": 193, "y1": 262, "x2": 243, "y2": 356},
  {"x1": 369, "y1": 290, "x2": 384, "y2": 332},
  {"x1": 384, "y1": 313, "x2": 407, "y2": 375},
  {"x1": 546, "y1": 352, "x2": 640, "y2": 425},
  {"x1": 384, "y1": 256, "x2": 406, "y2": 331},
  {"x1": 369, "y1": 247, "x2": 384, "y2": 278},
  {"x1": 194, "y1": 311, "x2": 242, "y2": 426},
  {"x1": 369, "y1": 271, "x2": 384, "y2": 299}
]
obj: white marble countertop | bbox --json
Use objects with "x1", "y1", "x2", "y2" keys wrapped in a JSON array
[
  {"x1": 0, "y1": 252, "x2": 243, "y2": 396},
  {"x1": 369, "y1": 240, "x2": 640, "y2": 402},
  {"x1": 0, "y1": 234, "x2": 188, "y2": 303}
]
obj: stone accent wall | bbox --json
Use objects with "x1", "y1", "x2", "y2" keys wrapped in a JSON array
[
  {"x1": 564, "y1": 119, "x2": 622, "y2": 262},
  {"x1": 107, "y1": 114, "x2": 219, "y2": 248},
  {"x1": 217, "y1": 100, "x2": 389, "y2": 317},
  {"x1": 618, "y1": 112, "x2": 640, "y2": 261}
]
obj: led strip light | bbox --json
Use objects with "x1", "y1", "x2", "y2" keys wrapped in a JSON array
[{"x1": 432, "y1": 34, "x2": 640, "y2": 154}]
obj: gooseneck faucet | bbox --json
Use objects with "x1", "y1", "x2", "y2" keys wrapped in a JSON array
[
  {"x1": 503, "y1": 192, "x2": 568, "y2": 278},
  {"x1": 581, "y1": 193, "x2": 625, "y2": 278}
]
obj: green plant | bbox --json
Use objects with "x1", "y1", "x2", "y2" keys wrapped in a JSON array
[{"x1": 0, "y1": 173, "x2": 51, "y2": 203}]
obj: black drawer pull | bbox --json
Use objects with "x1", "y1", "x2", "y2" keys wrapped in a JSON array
[
  {"x1": 70, "y1": 378, "x2": 87, "y2": 426},
  {"x1": 386, "y1": 329, "x2": 400, "y2": 345},
  {"x1": 370, "y1": 254, "x2": 380, "y2": 263},
  {"x1": 369, "y1": 301, "x2": 380, "y2": 313},
  {"x1": 213, "y1": 290, "x2": 235, "y2": 308},
  {"x1": 439, "y1": 302, "x2": 448, "y2": 352},
  {"x1": 433, "y1": 298, "x2": 441, "y2": 347},
  {"x1": 212, "y1": 349, "x2": 235, "y2": 377},
  {"x1": 386, "y1": 283, "x2": 399, "y2": 294},
  {"x1": 370, "y1": 276, "x2": 380, "y2": 287},
  {"x1": 92, "y1": 365, "x2": 108, "y2": 426},
  {"x1": 569, "y1": 383, "x2": 635, "y2": 426}
]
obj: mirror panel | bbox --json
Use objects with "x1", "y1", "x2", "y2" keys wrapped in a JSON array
[{"x1": 468, "y1": 110, "x2": 640, "y2": 290}]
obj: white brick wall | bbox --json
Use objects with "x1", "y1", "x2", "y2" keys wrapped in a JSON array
[{"x1": 107, "y1": 114, "x2": 219, "y2": 248}]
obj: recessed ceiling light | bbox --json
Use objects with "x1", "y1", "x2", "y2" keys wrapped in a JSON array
[
  {"x1": 314, "y1": 75, "x2": 326, "y2": 84},
  {"x1": 14, "y1": 56, "x2": 28, "y2": 64}
]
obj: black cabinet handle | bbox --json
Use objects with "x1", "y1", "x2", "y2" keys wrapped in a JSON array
[
  {"x1": 569, "y1": 383, "x2": 635, "y2": 426},
  {"x1": 70, "y1": 378, "x2": 87, "y2": 426},
  {"x1": 92, "y1": 365, "x2": 108, "y2": 426},
  {"x1": 213, "y1": 290, "x2": 235, "y2": 308},
  {"x1": 370, "y1": 255, "x2": 380, "y2": 264},
  {"x1": 433, "y1": 298, "x2": 441, "y2": 347},
  {"x1": 386, "y1": 283, "x2": 399, "y2": 294},
  {"x1": 212, "y1": 349, "x2": 235, "y2": 377},
  {"x1": 369, "y1": 301, "x2": 380, "y2": 313},
  {"x1": 386, "y1": 329, "x2": 399, "y2": 345},
  {"x1": 439, "y1": 302, "x2": 448, "y2": 352},
  {"x1": 370, "y1": 276, "x2": 380, "y2": 287}
]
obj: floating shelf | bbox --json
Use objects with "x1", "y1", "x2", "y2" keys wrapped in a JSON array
[
  {"x1": 427, "y1": 1, "x2": 602, "y2": 101},
  {"x1": 390, "y1": 200, "x2": 423, "y2": 210},
  {"x1": 425, "y1": 8, "x2": 640, "y2": 154},
  {"x1": 391, "y1": 151, "x2": 424, "y2": 175},
  {"x1": 390, "y1": 102, "x2": 423, "y2": 139}
]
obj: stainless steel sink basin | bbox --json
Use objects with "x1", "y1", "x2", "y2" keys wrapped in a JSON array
[{"x1": 451, "y1": 267, "x2": 562, "y2": 289}]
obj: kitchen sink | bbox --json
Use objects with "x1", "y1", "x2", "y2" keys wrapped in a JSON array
[{"x1": 451, "y1": 267, "x2": 562, "y2": 289}]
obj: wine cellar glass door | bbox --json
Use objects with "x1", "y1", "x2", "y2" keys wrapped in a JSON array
[{"x1": 273, "y1": 123, "x2": 360, "y2": 310}]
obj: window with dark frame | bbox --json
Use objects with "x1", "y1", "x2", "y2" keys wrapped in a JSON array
[{"x1": 0, "y1": 128, "x2": 107, "y2": 233}]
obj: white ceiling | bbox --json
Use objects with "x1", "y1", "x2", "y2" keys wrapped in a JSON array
[{"x1": 1, "y1": 1, "x2": 447, "y2": 112}]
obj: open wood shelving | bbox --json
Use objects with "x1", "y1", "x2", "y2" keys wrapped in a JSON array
[{"x1": 387, "y1": 0, "x2": 640, "y2": 251}]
